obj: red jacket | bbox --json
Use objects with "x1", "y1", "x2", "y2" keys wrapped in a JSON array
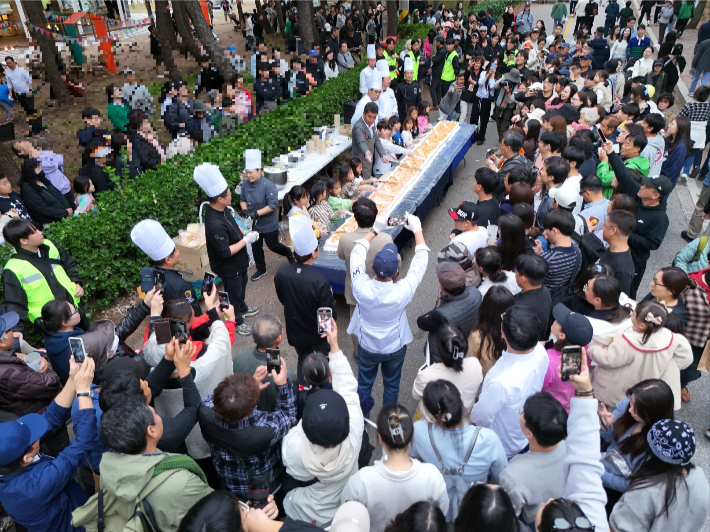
[{"x1": 689, "y1": 268, "x2": 710, "y2": 301}]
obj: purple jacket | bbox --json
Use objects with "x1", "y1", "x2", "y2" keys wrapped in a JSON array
[{"x1": 39, "y1": 151, "x2": 71, "y2": 195}]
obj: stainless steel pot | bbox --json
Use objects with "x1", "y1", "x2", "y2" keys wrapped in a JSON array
[
  {"x1": 264, "y1": 166, "x2": 288, "y2": 188},
  {"x1": 288, "y1": 150, "x2": 305, "y2": 164}
]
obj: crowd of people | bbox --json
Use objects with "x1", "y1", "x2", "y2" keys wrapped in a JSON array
[{"x1": 0, "y1": 1, "x2": 709, "y2": 532}]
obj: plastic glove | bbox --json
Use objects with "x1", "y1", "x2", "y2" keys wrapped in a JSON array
[
  {"x1": 404, "y1": 213, "x2": 422, "y2": 233},
  {"x1": 244, "y1": 231, "x2": 260, "y2": 244},
  {"x1": 372, "y1": 216, "x2": 389, "y2": 234}
]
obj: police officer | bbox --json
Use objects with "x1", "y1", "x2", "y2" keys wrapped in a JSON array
[
  {"x1": 131, "y1": 219, "x2": 202, "y2": 317},
  {"x1": 441, "y1": 37, "x2": 460, "y2": 96},
  {"x1": 1, "y1": 219, "x2": 87, "y2": 336},
  {"x1": 240, "y1": 149, "x2": 294, "y2": 282},
  {"x1": 383, "y1": 37, "x2": 399, "y2": 90},
  {"x1": 194, "y1": 163, "x2": 260, "y2": 335}
]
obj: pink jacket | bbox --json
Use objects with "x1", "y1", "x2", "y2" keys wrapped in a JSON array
[{"x1": 424, "y1": 39, "x2": 432, "y2": 59}]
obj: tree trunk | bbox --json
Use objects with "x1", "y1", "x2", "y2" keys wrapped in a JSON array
[
  {"x1": 296, "y1": 1, "x2": 315, "y2": 52},
  {"x1": 22, "y1": 0, "x2": 69, "y2": 105},
  {"x1": 255, "y1": 0, "x2": 274, "y2": 34},
  {"x1": 236, "y1": 0, "x2": 244, "y2": 24},
  {"x1": 144, "y1": 0, "x2": 153, "y2": 18},
  {"x1": 688, "y1": 0, "x2": 706, "y2": 29},
  {"x1": 172, "y1": 0, "x2": 200, "y2": 60},
  {"x1": 274, "y1": 0, "x2": 286, "y2": 35},
  {"x1": 183, "y1": 0, "x2": 235, "y2": 81},
  {"x1": 155, "y1": 0, "x2": 179, "y2": 79},
  {"x1": 0, "y1": 144, "x2": 20, "y2": 187},
  {"x1": 386, "y1": 1, "x2": 397, "y2": 38}
]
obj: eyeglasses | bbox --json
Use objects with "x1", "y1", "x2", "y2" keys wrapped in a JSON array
[
  {"x1": 551, "y1": 517, "x2": 594, "y2": 530},
  {"x1": 517, "y1": 407, "x2": 524, "y2": 415},
  {"x1": 651, "y1": 279, "x2": 665, "y2": 287}
]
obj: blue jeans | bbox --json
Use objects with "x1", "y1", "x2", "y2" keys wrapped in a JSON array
[
  {"x1": 683, "y1": 148, "x2": 704, "y2": 175},
  {"x1": 689, "y1": 70, "x2": 710, "y2": 94},
  {"x1": 357, "y1": 343, "x2": 407, "y2": 410}
]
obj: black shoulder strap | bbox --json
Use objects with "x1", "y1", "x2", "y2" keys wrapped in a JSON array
[{"x1": 97, "y1": 489, "x2": 104, "y2": 532}]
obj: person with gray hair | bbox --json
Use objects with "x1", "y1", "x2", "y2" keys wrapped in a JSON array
[
  {"x1": 486, "y1": 130, "x2": 532, "y2": 200},
  {"x1": 578, "y1": 106, "x2": 600, "y2": 126},
  {"x1": 232, "y1": 313, "x2": 298, "y2": 412}
]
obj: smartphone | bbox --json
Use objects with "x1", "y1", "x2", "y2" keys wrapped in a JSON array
[
  {"x1": 153, "y1": 318, "x2": 172, "y2": 345},
  {"x1": 317, "y1": 307, "x2": 333, "y2": 334},
  {"x1": 202, "y1": 271, "x2": 216, "y2": 296},
  {"x1": 218, "y1": 291, "x2": 230, "y2": 310},
  {"x1": 387, "y1": 214, "x2": 408, "y2": 226},
  {"x1": 68, "y1": 337, "x2": 86, "y2": 364},
  {"x1": 141, "y1": 267, "x2": 155, "y2": 293},
  {"x1": 490, "y1": 63, "x2": 497, "y2": 72},
  {"x1": 170, "y1": 319, "x2": 189, "y2": 343},
  {"x1": 153, "y1": 270, "x2": 166, "y2": 293},
  {"x1": 265, "y1": 348, "x2": 281, "y2": 374},
  {"x1": 561, "y1": 345, "x2": 583, "y2": 381},
  {"x1": 486, "y1": 148, "x2": 495, "y2": 159},
  {"x1": 597, "y1": 128, "x2": 607, "y2": 143}
]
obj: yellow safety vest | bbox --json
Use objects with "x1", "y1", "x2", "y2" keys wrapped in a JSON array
[
  {"x1": 4, "y1": 240, "x2": 80, "y2": 324},
  {"x1": 383, "y1": 50, "x2": 398, "y2": 79},
  {"x1": 442, "y1": 50, "x2": 458, "y2": 82},
  {"x1": 407, "y1": 50, "x2": 421, "y2": 81}
]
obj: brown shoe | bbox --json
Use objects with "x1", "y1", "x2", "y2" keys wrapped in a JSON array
[{"x1": 430, "y1": 106, "x2": 439, "y2": 111}]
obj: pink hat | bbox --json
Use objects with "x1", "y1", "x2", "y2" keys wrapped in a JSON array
[{"x1": 444, "y1": 21, "x2": 453, "y2": 28}]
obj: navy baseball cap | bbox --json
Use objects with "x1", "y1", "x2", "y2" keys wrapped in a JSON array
[
  {"x1": 0, "y1": 414, "x2": 48, "y2": 466},
  {"x1": 372, "y1": 243, "x2": 399, "y2": 279},
  {"x1": 558, "y1": 42, "x2": 570, "y2": 49},
  {"x1": 581, "y1": 53, "x2": 594, "y2": 60},
  {"x1": 552, "y1": 304, "x2": 593, "y2": 346},
  {"x1": 0, "y1": 311, "x2": 19, "y2": 333}
]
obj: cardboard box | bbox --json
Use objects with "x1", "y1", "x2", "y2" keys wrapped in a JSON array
[{"x1": 175, "y1": 239, "x2": 211, "y2": 282}]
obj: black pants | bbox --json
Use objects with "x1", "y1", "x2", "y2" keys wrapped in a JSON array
[
  {"x1": 675, "y1": 18, "x2": 690, "y2": 35},
  {"x1": 294, "y1": 341, "x2": 330, "y2": 385},
  {"x1": 14, "y1": 92, "x2": 35, "y2": 115},
  {"x1": 471, "y1": 96, "x2": 492, "y2": 140},
  {"x1": 653, "y1": 4, "x2": 663, "y2": 23},
  {"x1": 639, "y1": 2, "x2": 653, "y2": 22},
  {"x1": 680, "y1": 343, "x2": 704, "y2": 389},
  {"x1": 495, "y1": 106, "x2": 515, "y2": 141},
  {"x1": 630, "y1": 258, "x2": 647, "y2": 300},
  {"x1": 222, "y1": 269, "x2": 249, "y2": 325},
  {"x1": 252, "y1": 229, "x2": 292, "y2": 273},
  {"x1": 440, "y1": 80, "x2": 453, "y2": 100},
  {"x1": 430, "y1": 76, "x2": 443, "y2": 107},
  {"x1": 570, "y1": 0, "x2": 578, "y2": 13}
]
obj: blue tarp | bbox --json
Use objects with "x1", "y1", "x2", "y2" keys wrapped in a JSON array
[{"x1": 314, "y1": 124, "x2": 477, "y2": 293}]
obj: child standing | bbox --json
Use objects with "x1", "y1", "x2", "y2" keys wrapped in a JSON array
[
  {"x1": 389, "y1": 116, "x2": 405, "y2": 147},
  {"x1": 339, "y1": 162, "x2": 376, "y2": 201},
  {"x1": 285, "y1": 185, "x2": 320, "y2": 240},
  {"x1": 417, "y1": 101, "x2": 433, "y2": 133},
  {"x1": 407, "y1": 106, "x2": 420, "y2": 137},
  {"x1": 73, "y1": 175, "x2": 97, "y2": 215},
  {"x1": 402, "y1": 117, "x2": 416, "y2": 146},
  {"x1": 309, "y1": 181, "x2": 346, "y2": 234},
  {"x1": 326, "y1": 177, "x2": 353, "y2": 212},
  {"x1": 542, "y1": 303, "x2": 594, "y2": 412}
]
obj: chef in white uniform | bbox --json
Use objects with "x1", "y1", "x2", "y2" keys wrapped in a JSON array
[
  {"x1": 359, "y1": 44, "x2": 378, "y2": 96},
  {"x1": 351, "y1": 72, "x2": 383, "y2": 126},
  {"x1": 376, "y1": 59, "x2": 398, "y2": 119}
]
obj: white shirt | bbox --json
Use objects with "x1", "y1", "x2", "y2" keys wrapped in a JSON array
[
  {"x1": 470, "y1": 343, "x2": 549, "y2": 457},
  {"x1": 359, "y1": 66, "x2": 377, "y2": 95},
  {"x1": 347, "y1": 239, "x2": 430, "y2": 354},
  {"x1": 378, "y1": 87, "x2": 398, "y2": 118},
  {"x1": 452, "y1": 226, "x2": 488, "y2": 257},
  {"x1": 351, "y1": 95, "x2": 375, "y2": 127},
  {"x1": 478, "y1": 272, "x2": 522, "y2": 297},
  {"x1": 6, "y1": 66, "x2": 31, "y2": 95}
]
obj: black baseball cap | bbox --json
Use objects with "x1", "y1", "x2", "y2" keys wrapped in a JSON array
[
  {"x1": 302, "y1": 389, "x2": 350, "y2": 447},
  {"x1": 552, "y1": 304, "x2": 593, "y2": 346},
  {"x1": 641, "y1": 175, "x2": 673, "y2": 196},
  {"x1": 448, "y1": 201, "x2": 480, "y2": 222}
]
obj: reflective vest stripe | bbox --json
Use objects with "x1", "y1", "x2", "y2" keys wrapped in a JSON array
[{"x1": 20, "y1": 273, "x2": 43, "y2": 284}]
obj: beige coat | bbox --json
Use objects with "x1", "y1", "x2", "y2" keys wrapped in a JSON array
[
  {"x1": 588, "y1": 328, "x2": 693, "y2": 410},
  {"x1": 467, "y1": 329, "x2": 500, "y2": 377},
  {"x1": 337, "y1": 226, "x2": 400, "y2": 306}
]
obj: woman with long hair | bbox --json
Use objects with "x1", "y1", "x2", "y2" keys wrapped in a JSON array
[
  {"x1": 523, "y1": 119, "x2": 540, "y2": 161},
  {"x1": 497, "y1": 214, "x2": 529, "y2": 271},
  {"x1": 342, "y1": 404, "x2": 449, "y2": 532},
  {"x1": 610, "y1": 27, "x2": 631, "y2": 60},
  {"x1": 475, "y1": 247, "x2": 521, "y2": 298},
  {"x1": 607, "y1": 25, "x2": 621, "y2": 48},
  {"x1": 662, "y1": 116, "x2": 691, "y2": 189},
  {"x1": 658, "y1": 30, "x2": 677, "y2": 58},
  {"x1": 570, "y1": 89, "x2": 590, "y2": 112},
  {"x1": 470, "y1": 55, "x2": 496, "y2": 145},
  {"x1": 323, "y1": 48, "x2": 339, "y2": 80},
  {"x1": 610, "y1": 419, "x2": 708, "y2": 532},
  {"x1": 467, "y1": 284, "x2": 515, "y2": 376},
  {"x1": 510, "y1": 202, "x2": 547, "y2": 252},
  {"x1": 662, "y1": 44, "x2": 686, "y2": 95},
  {"x1": 18, "y1": 158, "x2": 72, "y2": 228},
  {"x1": 597, "y1": 379, "x2": 674, "y2": 514}
]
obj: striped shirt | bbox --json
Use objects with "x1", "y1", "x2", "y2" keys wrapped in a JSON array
[
  {"x1": 539, "y1": 244, "x2": 582, "y2": 296},
  {"x1": 310, "y1": 200, "x2": 339, "y2": 229}
]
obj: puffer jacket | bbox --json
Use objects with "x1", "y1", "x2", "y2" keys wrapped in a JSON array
[
  {"x1": 0, "y1": 352, "x2": 61, "y2": 416},
  {"x1": 673, "y1": 236, "x2": 710, "y2": 274},
  {"x1": 281, "y1": 349, "x2": 364, "y2": 527},
  {"x1": 588, "y1": 328, "x2": 693, "y2": 410}
]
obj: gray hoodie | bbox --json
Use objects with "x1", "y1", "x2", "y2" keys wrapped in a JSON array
[{"x1": 641, "y1": 133, "x2": 666, "y2": 177}]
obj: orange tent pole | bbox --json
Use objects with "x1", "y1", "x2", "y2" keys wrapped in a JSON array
[{"x1": 91, "y1": 15, "x2": 116, "y2": 72}]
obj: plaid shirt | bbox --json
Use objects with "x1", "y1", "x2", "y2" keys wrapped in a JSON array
[
  {"x1": 310, "y1": 200, "x2": 339, "y2": 229},
  {"x1": 680, "y1": 282, "x2": 710, "y2": 347},
  {"x1": 678, "y1": 102, "x2": 710, "y2": 122},
  {"x1": 342, "y1": 181, "x2": 360, "y2": 200},
  {"x1": 201, "y1": 384, "x2": 296, "y2": 499}
]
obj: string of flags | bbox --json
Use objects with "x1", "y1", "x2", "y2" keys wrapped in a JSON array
[
  {"x1": 27, "y1": 22, "x2": 147, "y2": 44},
  {"x1": 43, "y1": 11, "x2": 152, "y2": 27}
]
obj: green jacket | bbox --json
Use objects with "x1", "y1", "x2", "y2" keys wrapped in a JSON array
[
  {"x1": 597, "y1": 155, "x2": 650, "y2": 198},
  {"x1": 233, "y1": 346, "x2": 298, "y2": 412},
  {"x1": 678, "y1": 2, "x2": 694, "y2": 19},
  {"x1": 551, "y1": 1, "x2": 567, "y2": 19},
  {"x1": 72, "y1": 452, "x2": 212, "y2": 532},
  {"x1": 328, "y1": 195, "x2": 352, "y2": 211},
  {"x1": 218, "y1": 112, "x2": 241, "y2": 137},
  {"x1": 108, "y1": 102, "x2": 129, "y2": 132}
]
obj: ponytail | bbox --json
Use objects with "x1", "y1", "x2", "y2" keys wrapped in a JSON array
[
  {"x1": 35, "y1": 300, "x2": 73, "y2": 335},
  {"x1": 474, "y1": 246, "x2": 507, "y2": 283}
]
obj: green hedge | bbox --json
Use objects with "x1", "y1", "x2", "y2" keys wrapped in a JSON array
[{"x1": 0, "y1": 23, "x2": 433, "y2": 317}]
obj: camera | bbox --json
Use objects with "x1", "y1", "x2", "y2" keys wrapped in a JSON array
[{"x1": 247, "y1": 471, "x2": 271, "y2": 510}]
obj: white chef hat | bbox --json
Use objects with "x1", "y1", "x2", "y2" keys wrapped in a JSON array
[
  {"x1": 376, "y1": 59, "x2": 390, "y2": 77},
  {"x1": 366, "y1": 44, "x2": 376, "y2": 60},
  {"x1": 244, "y1": 149, "x2": 262, "y2": 171},
  {"x1": 194, "y1": 163, "x2": 229, "y2": 197},
  {"x1": 131, "y1": 219, "x2": 175, "y2": 262},
  {"x1": 369, "y1": 72, "x2": 383, "y2": 90},
  {"x1": 403, "y1": 56, "x2": 414, "y2": 72},
  {"x1": 289, "y1": 213, "x2": 318, "y2": 256}
]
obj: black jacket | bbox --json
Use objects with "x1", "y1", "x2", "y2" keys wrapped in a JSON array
[
  {"x1": 156, "y1": 372, "x2": 201, "y2": 454},
  {"x1": 204, "y1": 204, "x2": 250, "y2": 278},
  {"x1": 431, "y1": 44, "x2": 447, "y2": 77},
  {"x1": 78, "y1": 162, "x2": 115, "y2": 194},
  {"x1": 164, "y1": 99, "x2": 192, "y2": 138},
  {"x1": 609, "y1": 151, "x2": 669, "y2": 263},
  {"x1": 77, "y1": 126, "x2": 110, "y2": 165},
  {"x1": 306, "y1": 60, "x2": 326, "y2": 87},
  {"x1": 274, "y1": 263, "x2": 337, "y2": 348},
  {"x1": 131, "y1": 133, "x2": 162, "y2": 171},
  {"x1": 196, "y1": 67, "x2": 224, "y2": 96},
  {"x1": 396, "y1": 80, "x2": 423, "y2": 120},
  {"x1": 155, "y1": 267, "x2": 203, "y2": 317},
  {"x1": 19, "y1": 180, "x2": 70, "y2": 228},
  {"x1": 1, "y1": 241, "x2": 82, "y2": 332}
]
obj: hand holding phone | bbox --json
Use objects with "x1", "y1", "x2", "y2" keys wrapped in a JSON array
[
  {"x1": 153, "y1": 318, "x2": 172, "y2": 345},
  {"x1": 141, "y1": 267, "x2": 156, "y2": 293},
  {"x1": 69, "y1": 337, "x2": 87, "y2": 364},
  {"x1": 561, "y1": 345, "x2": 582, "y2": 381},
  {"x1": 317, "y1": 308, "x2": 333, "y2": 334},
  {"x1": 153, "y1": 270, "x2": 166, "y2": 293},
  {"x1": 202, "y1": 272, "x2": 216, "y2": 296},
  {"x1": 265, "y1": 348, "x2": 281, "y2": 374},
  {"x1": 218, "y1": 291, "x2": 230, "y2": 310},
  {"x1": 387, "y1": 214, "x2": 408, "y2": 226},
  {"x1": 170, "y1": 319, "x2": 189, "y2": 343}
]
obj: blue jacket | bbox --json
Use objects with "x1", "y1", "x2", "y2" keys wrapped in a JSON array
[
  {"x1": 662, "y1": 140, "x2": 687, "y2": 189},
  {"x1": 590, "y1": 37, "x2": 611, "y2": 65},
  {"x1": 600, "y1": 397, "x2": 648, "y2": 492},
  {"x1": 0, "y1": 402, "x2": 97, "y2": 532},
  {"x1": 673, "y1": 237, "x2": 710, "y2": 274},
  {"x1": 43, "y1": 328, "x2": 86, "y2": 383},
  {"x1": 0, "y1": 85, "x2": 13, "y2": 107},
  {"x1": 70, "y1": 384, "x2": 106, "y2": 471},
  {"x1": 605, "y1": 1, "x2": 620, "y2": 20}
]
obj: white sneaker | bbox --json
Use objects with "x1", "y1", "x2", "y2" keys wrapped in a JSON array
[{"x1": 680, "y1": 173, "x2": 688, "y2": 182}]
